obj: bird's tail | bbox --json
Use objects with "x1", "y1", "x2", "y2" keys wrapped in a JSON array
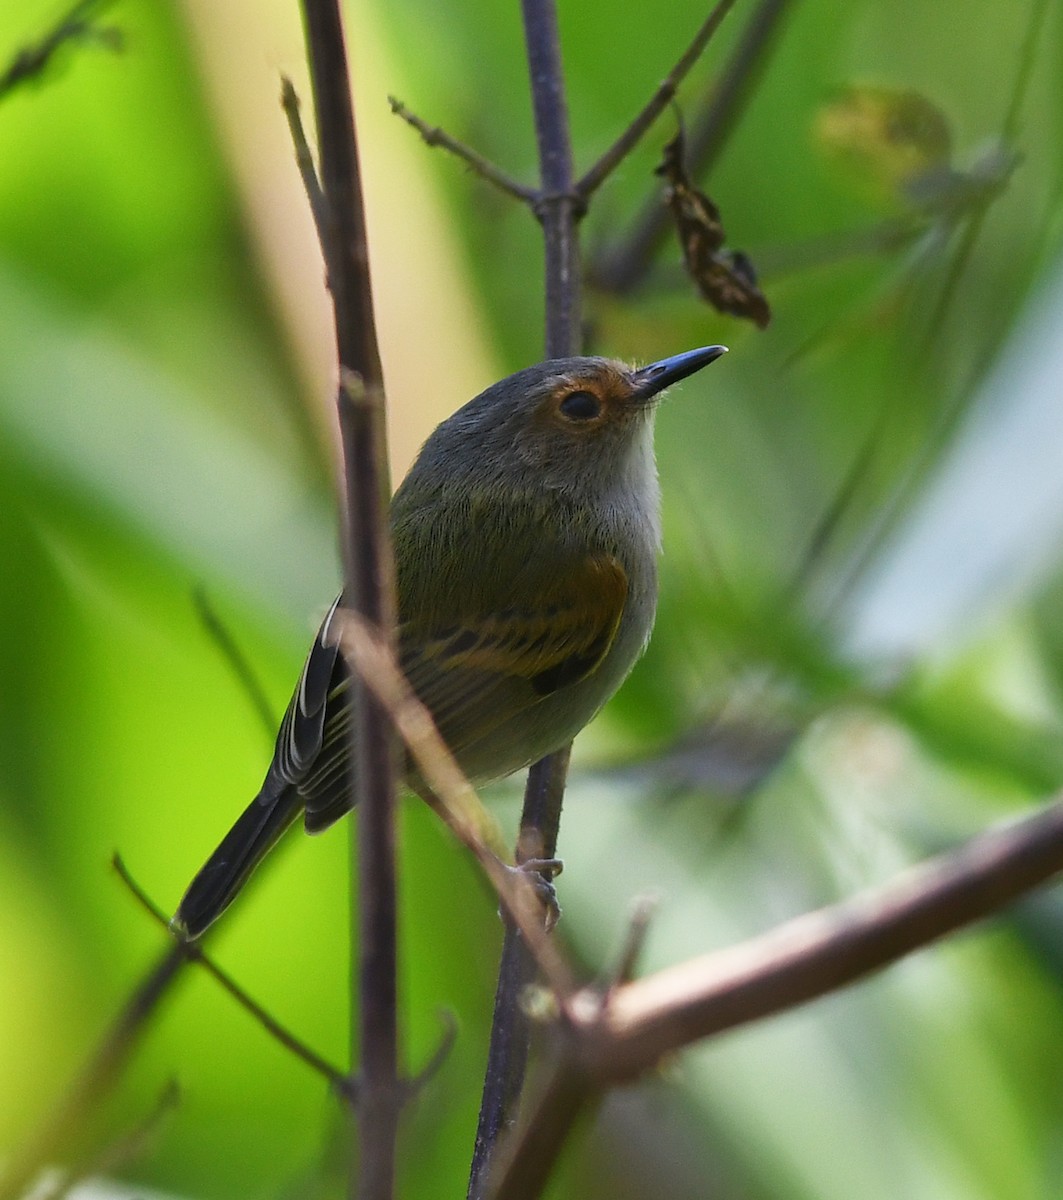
[{"x1": 171, "y1": 787, "x2": 303, "y2": 940}]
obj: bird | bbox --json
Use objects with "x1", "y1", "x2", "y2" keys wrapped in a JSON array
[{"x1": 172, "y1": 346, "x2": 726, "y2": 938}]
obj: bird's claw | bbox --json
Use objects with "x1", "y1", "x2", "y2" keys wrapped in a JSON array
[{"x1": 503, "y1": 857, "x2": 563, "y2": 931}]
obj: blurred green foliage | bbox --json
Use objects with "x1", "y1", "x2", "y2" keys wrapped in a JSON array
[{"x1": 3, "y1": 0, "x2": 1063, "y2": 1197}]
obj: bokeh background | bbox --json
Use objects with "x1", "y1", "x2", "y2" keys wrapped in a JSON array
[{"x1": 3, "y1": 0, "x2": 1063, "y2": 1196}]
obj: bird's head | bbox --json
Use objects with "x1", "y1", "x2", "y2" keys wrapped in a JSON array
[{"x1": 416, "y1": 346, "x2": 727, "y2": 497}]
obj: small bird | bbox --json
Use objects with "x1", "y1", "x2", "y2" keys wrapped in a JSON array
[{"x1": 173, "y1": 347, "x2": 726, "y2": 938}]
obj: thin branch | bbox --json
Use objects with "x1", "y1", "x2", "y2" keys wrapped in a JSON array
[
  {"x1": 576, "y1": 0, "x2": 739, "y2": 200},
  {"x1": 523, "y1": 0, "x2": 582, "y2": 358},
  {"x1": 388, "y1": 96, "x2": 538, "y2": 205},
  {"x1": 334, "y1": 613, "x2": 577, "y2": 1000},
  {"x1": 469, "y1": 914, "x2": 545, "y2": 1200},
  {"x1": 596, "y1": 894, "x2": 659, "y2": 995},
  {"x1": 192, "y1": 587, "x2": 277, "y2": 739},
  {"x1": 0, "y1": 0, "x2": 119, "y2": 103},
  {"x1": 485, "y1": 1060, "x2": 592, "y2": 1200},
  {"x1": 404, "y1": 1012, "x2": 459, "y2": 1102},
  {"x1": 596, "y1": 796, "x2": 1063, "y2": 1073},
  {"x1": 298, "y1": 3, "x2": 399, "y2": 1197},
  {"x1": 491, "y1": 793, "x2": 1063, "y2": 1198},
  {"x1": 0, "y1": 943, "x2": 188, "y2": 1200},
  {"x1": 591, "y1": 0, "x2": 793, "y2": 294},
  {"x1": 469, "y1": 4, "x2": 583, "y2": 1194},
  {"x1": 280, "y1": 75, "x2": 331, "y2": 263},
  {"x1": 470, "y1": 759, "x2": 574, "y2": 1200},
  {"x1": 113, "y1": 856, "x2": 352, "y2": 1097}
]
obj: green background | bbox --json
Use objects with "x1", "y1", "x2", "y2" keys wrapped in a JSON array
[{"x1": 2, "y1": 0, "x2": 1063, "y2": 1196}]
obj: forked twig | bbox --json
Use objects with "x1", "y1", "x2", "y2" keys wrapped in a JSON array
[
  {"x1": 113, "y1": 856, "x2": 352, "y2": 1098},
  {"x1": 490, "y1": 794, "x2": 1063, "y2": 1199},
  {"x1": 388, "y1": 0, "x2": 742, "y2": 218}
]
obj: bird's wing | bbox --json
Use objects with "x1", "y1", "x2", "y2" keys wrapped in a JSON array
[
  {"x1": 400, "y1": 552, "x2": 629, "y2": 758},
  {"x1": 279, "y1": 554, "x2": 630, "y2": 831}
]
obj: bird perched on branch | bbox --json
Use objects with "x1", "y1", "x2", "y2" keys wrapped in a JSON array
[{"x1": 173, "y1": 346, "x2": 726, "y2": 938}]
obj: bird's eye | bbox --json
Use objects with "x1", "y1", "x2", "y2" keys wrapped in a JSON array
[{"x1": 558, "y1": 390, "x2": 602, "y2": 421}]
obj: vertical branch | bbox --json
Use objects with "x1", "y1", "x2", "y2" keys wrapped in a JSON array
[
  {"x1": 299, "y1": 4, "x2": 399, "y2": 1199},
  {"x1": 468, "y1": 750, "x2": 572, "y2": 1199},
  {"x1": 468, "y1": 0, "x2": 581, "y2": 1193},
  {"x1": 523, "y1": 0, "x2": 583, "y2": 357}
]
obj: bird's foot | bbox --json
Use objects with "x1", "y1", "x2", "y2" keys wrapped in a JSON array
[{"x1": 501, "y1": 857, "x2": 563, "y2": 932}]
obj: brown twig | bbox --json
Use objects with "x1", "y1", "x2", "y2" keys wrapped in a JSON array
[
  {"x1": 523, "y1": 0, "x2": 582, "y2": 358},
  {"x1": 113, "y1": 855, "x2": 351, "y2": 1097},
  {"x1": 298, "y1": 3, "x2": 399, "y2": 1197},
  {"x1": 335, "y1": 614, "x2": 578, "y2": 999},
  {"x1": 388, "y1": 96, "x2": 537, "y2": 205},
  {"x1": 490, "y1": 793, "x2": 1063, "y2": 1198},
  {"x1": 592, "y1": 0, "x2": 794, "y2": 294},
  {"x1": 485, "y1": 1058, "x2": 592, "y2": 1200},
  {"x1": 280, "y1": 75, "x2": 331, "y2": 265},
  {"x1": 576, "y1": 0, "x2": 739, "y2": 200},
  {"x1": 596, "y1": 894, "x2": 659, "y2": 995},
  {"x1": 602, "y1": 802, "x2": 1063, "y2": 1062}
]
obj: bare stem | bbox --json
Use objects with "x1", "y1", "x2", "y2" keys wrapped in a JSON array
[
  {"x1": 576, "y1": 0, "x2": 739, "y2": 200},
  {"x1": 523, "y1": 0, "x2": 582, "y2": 358},
  {"x1": 596, "y1": 796, "x2": 1063, "y2": 1073},
  {"x1": 468, "y1": 2, "x2": 583, "y2": 1194},
  {"x1": 280, "y1": 75, "x2": 331, "y2": 264},
  {"x1": 114, "y1": 856, "x2": 351, "y2": 1096},
  {"x1": 490, "y1": 793, "x2": 1063, "y2": 1198},
  {"x1": 592, "y1": 0, "x2": 793, "y2": 294},
  {"x1": 298, "y1": 3, "x2": 399, "y2": 1197},
  {"x1": 335, "y1": 613, "x2": 577, "y2": 1000},
  {"x1": 388, "y1": 96, "x2": 538, "y2": 205}
]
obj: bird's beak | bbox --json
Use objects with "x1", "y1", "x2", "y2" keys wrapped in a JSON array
[{"x1": 630, "y1": 345, "x2": 727, "y2": 401}]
